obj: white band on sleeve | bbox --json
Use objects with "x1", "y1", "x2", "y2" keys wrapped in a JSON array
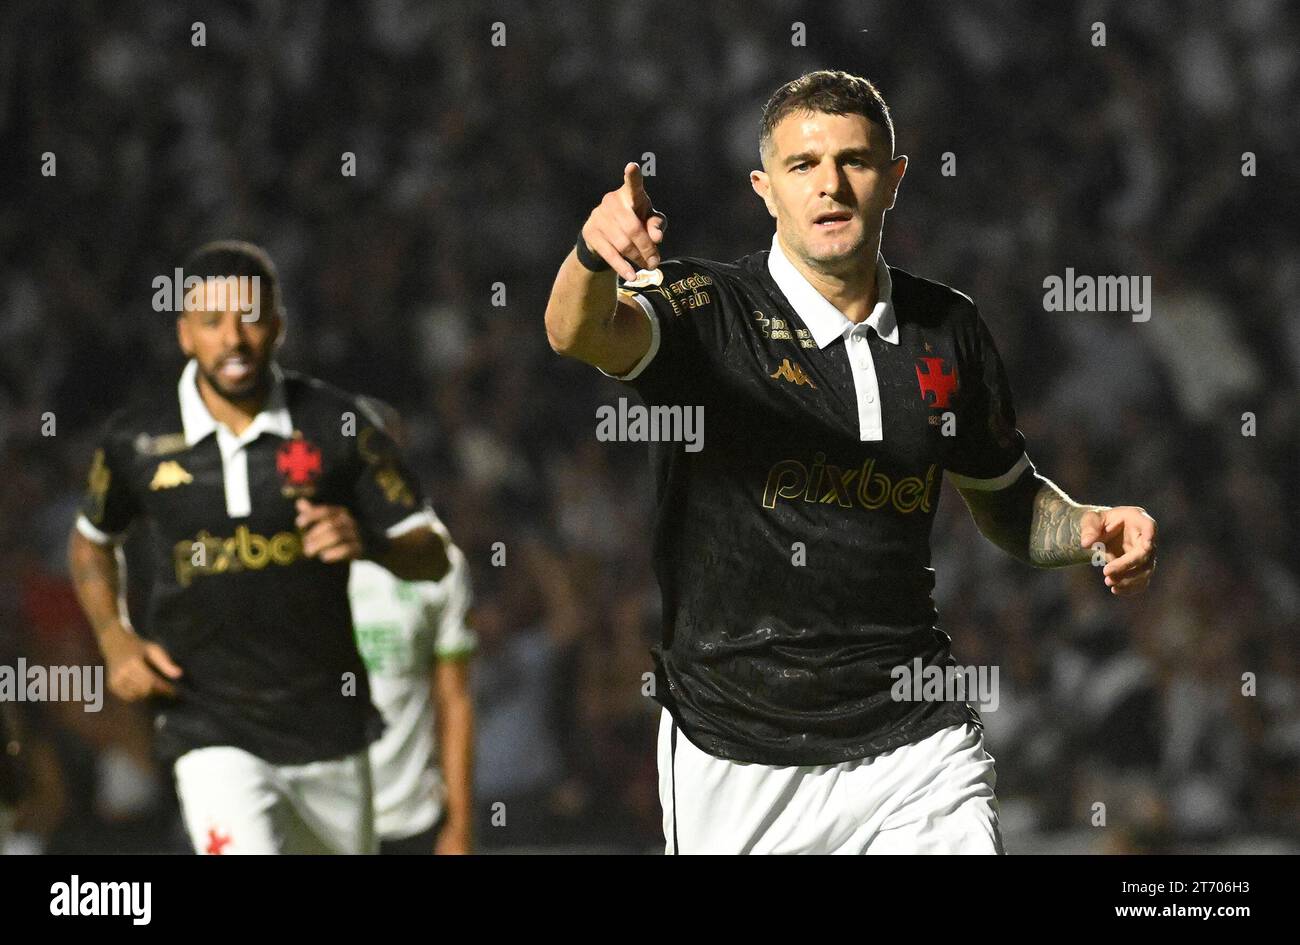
[
  {"x1": 76, "y1": 514, "x2": 120, "y2": 546},
  {"x1": 421, "y1": 501, "x2": 451, "y2": 542},
  {"x1": 945, "y1": 452, "x2": 1032, "y2": 491},
  {"x1": 384, "y1": 508, "x2": 438, "y2": 539},
  {"x1": 598, "y1": 292, "x2": 661, "y2": 381}
]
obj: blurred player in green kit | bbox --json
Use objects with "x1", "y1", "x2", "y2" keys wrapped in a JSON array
[{"x1": 349, "y1": 398, "x2": 475, "y2": 854}]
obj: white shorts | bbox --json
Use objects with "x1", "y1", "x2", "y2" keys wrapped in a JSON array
[
  {"x1": 173, "y1": 746, "x2": 377, "y2": 855},
  {"x1": 657, "y1": 709, "x2": 1003, "y2": 854}
]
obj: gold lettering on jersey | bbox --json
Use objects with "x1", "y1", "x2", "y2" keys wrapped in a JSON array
[
  {"x1": 173, "y1": 526, "x2": 303, "y2": 587},
  {"x1": 770, "y1": 358, "x2": 817, "y2": 389},
  {"x1": 639, "y1": 272, "x2": 713, "y2": 316},
  {"x1": 676, "y1": 289, "x2": 711, "y2": 311},
  {"x1": 357, "y1": 426, "x2": 384, "y2": 465},
  {"x1": 754, "y1": 310, "x2": 816, "y2": 348},
  {"x1": 86, "y1": 449, "x2": 110, "y2": 524},
  {"x1": 269, "y1": 532, "x2": 299, "y2": 561},
  {"x1": 763, "y1": 453, "x2": 938, "y2": 516},
  {"x1": 619, "y1": 268, "x2": 708, "y2": 320},
  {"x1": 667, "y1": 274, "x2": 713, "y2": 295},
  {"x1": 374, "y1": 467, "x2": 415, "y2": 508},
  {"x1": 149, "y1": 461, "x2": 193, "y2": 491},
  {"x1": 357, "y1": 426, "x2": 414, "y2": 508},
  {"x1": 638, "y1": 284, "x2": 680, "y2": 317},
  {"x1": 237, "y1": 524, "x2": 271, "y2": 568}
]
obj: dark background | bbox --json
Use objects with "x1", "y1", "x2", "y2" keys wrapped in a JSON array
[{"x1": 1, "y1": 0, "x2": 1296, "y2": 853}]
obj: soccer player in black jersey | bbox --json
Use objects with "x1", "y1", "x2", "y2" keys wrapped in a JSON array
[
  {"x1": 546, "y1": 71, "x2": 1158, "y2": 854},
  {"x1": 68, "y1": 241, "x2": 450, "y2": 854}
]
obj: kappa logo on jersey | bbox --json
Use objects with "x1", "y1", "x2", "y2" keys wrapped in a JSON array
[
  {"x1": 276, "y1": 433, "x2": 322, "y2": 497},
  {"x1": 915, "y1": 356, "x2": 959, "y2": 408},
  {"x1": 770, "y1": 358, "x2": 817, "y2": 389},
  {"x1": 149, "y1": 460, "x2": 193, "y2": 491}
]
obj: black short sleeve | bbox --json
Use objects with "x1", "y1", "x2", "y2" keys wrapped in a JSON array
[
  {"x1": 79, "y1": 420, "x2": 140, "y2": 539},
  {"x1": 607, "y1": 258, "x2": 734, "y2": 393},
  {"x1": 946, "y1": 305, "x2": 1030, "y2": 486},
  {"x1": 350, "y1": 420, "x2": 427, "y2": 535}
]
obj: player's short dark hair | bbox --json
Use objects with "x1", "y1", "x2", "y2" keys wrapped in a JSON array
[
  {"x1": 182, "y1": 240, "x2": 283, "y2": 318},
  {"x1": 759, "y1": 70, "x2": 895, "y2": 165}
]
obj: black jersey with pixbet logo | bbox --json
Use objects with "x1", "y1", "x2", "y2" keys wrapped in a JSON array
[
  {"x1": 613, "y1": 250, "x2": 1032, "y2": 766},
  {"x1": 78, "y1": 364, "x2": 427, "y2": 765}
]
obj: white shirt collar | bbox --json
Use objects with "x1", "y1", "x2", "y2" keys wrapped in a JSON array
[
  {"x1": 767, "y1": 233, "x2": 899, "y2": 349},
  {"x1": 178, "y1": 359, "x2": 293, "y2": 447}
]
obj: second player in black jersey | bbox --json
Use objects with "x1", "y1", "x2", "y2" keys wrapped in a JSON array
[
  {"x1": 79, "y1": 363, "x2": 433, "y2": 765},
  {"x1": 70, "y1": 241, "x2": 451, "y2": 854}
]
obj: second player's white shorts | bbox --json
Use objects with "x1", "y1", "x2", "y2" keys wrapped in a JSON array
[
  {"x1": 174, "y1": 745, "x2": 376, "y2": 855},
  {"x1": 657, "y1": 709, "x2": 1003, "y2": 854}
]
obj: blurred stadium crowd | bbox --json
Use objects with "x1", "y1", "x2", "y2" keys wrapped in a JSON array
[{"x1": 1, "y1": 0, "x2": 1296, "y2": 853}]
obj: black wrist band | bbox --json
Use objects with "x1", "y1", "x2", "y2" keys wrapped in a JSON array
[{"x1": 575, "y1": 228, "x2": 611, "y2": 272}]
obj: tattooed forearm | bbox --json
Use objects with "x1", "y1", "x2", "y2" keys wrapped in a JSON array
[
  {"x1": 1029, "y1": 479, "x2": 1106, "y2": 567},
  {"x1": 67, "y1": 529, "x2": 126, "y2": 639},
  {"x1": 958, "y1": 471, "x2": 1108, "y2": 568}
]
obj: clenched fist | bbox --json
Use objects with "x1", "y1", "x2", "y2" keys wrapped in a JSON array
[
  {"x1": 296, "y1": 498, "x2": 365, "y2": 564},
  {"x1": 101, "y1": 623, "x2": 182, "y2": 701}
]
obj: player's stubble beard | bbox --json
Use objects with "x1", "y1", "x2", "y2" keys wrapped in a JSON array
[
  {"x1": 197, "y1": 350, "x2": 273, "y2": 411},
  {"x1": 783, "y1": 212, "x2": 876, "y2": 280}
]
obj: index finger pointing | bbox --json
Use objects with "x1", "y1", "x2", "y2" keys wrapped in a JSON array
[{"x1": 622, "y1": 162, "x2": 650, "y2": 207}]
